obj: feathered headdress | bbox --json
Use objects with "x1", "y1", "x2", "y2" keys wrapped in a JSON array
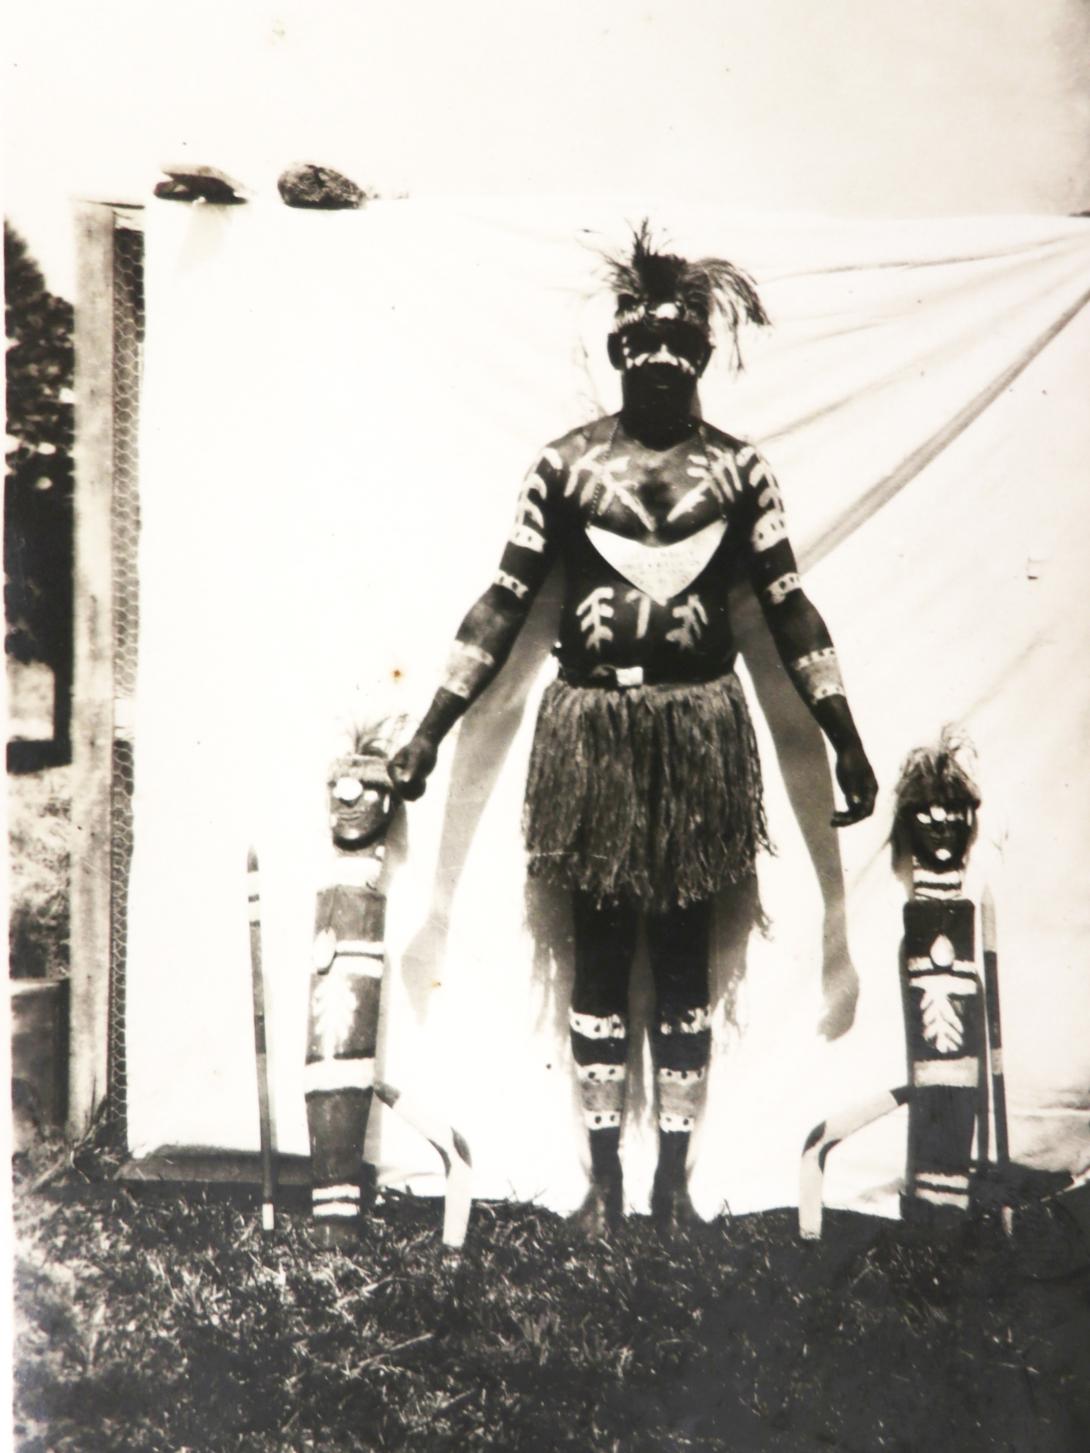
[
  {"x1": 891, "y1": 725, "x2": 981, "y2": 860},
  {"x1": 602, "y1": 220, "x2": 770, "y2": 370}
]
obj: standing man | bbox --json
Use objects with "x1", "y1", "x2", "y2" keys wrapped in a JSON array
[{"x1": 390, "y1": 224, "x2": 876, "y2": 1235}]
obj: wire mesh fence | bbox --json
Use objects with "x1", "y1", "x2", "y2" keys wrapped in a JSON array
[{"x1": 105, "y1": 212, "x2": 144, "y2": 1142}]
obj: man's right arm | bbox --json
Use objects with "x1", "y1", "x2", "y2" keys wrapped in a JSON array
[{"x1": 389, "y1": 445, "x2": 567, "y2": 800}]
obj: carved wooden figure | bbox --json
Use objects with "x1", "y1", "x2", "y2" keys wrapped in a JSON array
[
  {"x1": 800, "y1": 730, "x2": 992, "y2": 1238},
  {"x1": 895, "y1": 739, "x2": 986, "y2": 1222},
  {"x1": 305, "y1": 720, "x2": 472, "y2": 1249}
]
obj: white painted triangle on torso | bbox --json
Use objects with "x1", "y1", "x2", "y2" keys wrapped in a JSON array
[{"x1": 584, "y1": 519, "x2": 727, "y2": 606}]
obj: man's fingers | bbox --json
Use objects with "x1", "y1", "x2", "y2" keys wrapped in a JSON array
[{"x1": 830, "y1": 792, "x2": 876, "y2": 828}]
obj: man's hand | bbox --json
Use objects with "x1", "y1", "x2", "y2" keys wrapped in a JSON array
[
  {"x1": 388, "y1": 734, "x2": 438, "y2": 802},
  {"x1": 831, "y1": 743, "x2": 877, "y2": 827}
]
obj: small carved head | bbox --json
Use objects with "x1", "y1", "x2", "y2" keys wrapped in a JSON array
[
  {"x1": 326, "y1": 715, "x2": 407, "y2": 849},
  {"x1": 892, "y1": 727, "x2": 981, "y2": 872}
]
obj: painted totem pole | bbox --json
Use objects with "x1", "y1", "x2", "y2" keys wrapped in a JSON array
[
  {"x1": 303, "y1": 726, "x2": 397, "y2": 1245},
  {"x1": 303, "y1": 718, "x2": 473, "y2": 1248},
  {"x1": 800, "y1": 730, "x2": 996, "y2": 1237},
  {"x1": 893, "y1": 733, "x2": 987, "y2": 1222}
]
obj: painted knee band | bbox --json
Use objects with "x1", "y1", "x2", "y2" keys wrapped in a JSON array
[{"x1": 570, "y1": 1007, "x2": 627, "y2": 1131}]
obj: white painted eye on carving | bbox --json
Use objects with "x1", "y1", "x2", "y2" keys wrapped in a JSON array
[
  {"x1": 651, "y1": 302, "x2": 679, "y2": 320},
  {"x1": 930, "y1": 804, "x2": 947, "y2": 822},
  {"x1": 915, "y1": 811, "x2": 930, "y2": 824},
  {"x1": 333, "y1": 777, "x2": 364, "y2": 804}
]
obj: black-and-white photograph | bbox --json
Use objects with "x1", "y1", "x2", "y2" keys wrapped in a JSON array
[{"x1": 6, "y1": 3, "x2": 1090, "y2": 1449}]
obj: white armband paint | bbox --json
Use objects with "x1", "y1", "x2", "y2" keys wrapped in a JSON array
[
  {"x1": 763, "y1": 571, "x2": 801, "y2": 606},
  {"x1": 442, "y1": 640, "x2": 496, "y2": 700},
  {"x1": 789, "y1": 646, "x2": 845, "y2": 704}
]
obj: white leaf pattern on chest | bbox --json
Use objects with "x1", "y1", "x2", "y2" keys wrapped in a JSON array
[{"x1": 585, "y1": 518, "x2": 727, "y2": 606}]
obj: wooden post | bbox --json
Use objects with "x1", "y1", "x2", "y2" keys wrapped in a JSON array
[{"x1": 68, "y1": 202, "x2": 117, "y2": 1139}]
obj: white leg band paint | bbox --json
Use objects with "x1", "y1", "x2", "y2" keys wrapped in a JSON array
[
  {"x1": 569, "y1": 1009, "x2": 627, "y2": 1040},
  {"x1": 303, "y1": 1057, "x2": 376, "y2": 1094}
]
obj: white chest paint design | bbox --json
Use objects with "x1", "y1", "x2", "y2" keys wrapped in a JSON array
[{"x1": 585, "y1": 518, "x2": 727, "y2": 606}]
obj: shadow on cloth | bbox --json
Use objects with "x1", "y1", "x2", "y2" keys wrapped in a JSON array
[
  {"x1": 732, "y1": 588, "x2": 859, "y2": 1041},
  {"x1": 397, "y1": 569, "x2": 857, "y2": 1052},
  {"x1": 397, "y1": 574, "x2": 563, "y2": 1020}
]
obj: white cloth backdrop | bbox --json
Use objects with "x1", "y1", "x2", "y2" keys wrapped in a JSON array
[{"x1": 127, "y1": 199, "x2": 1090, "y2": 1218}]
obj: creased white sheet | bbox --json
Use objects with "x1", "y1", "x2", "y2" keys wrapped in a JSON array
[{"x1": 127, "y1": 199, "x2": 1090, "y2": 1216}]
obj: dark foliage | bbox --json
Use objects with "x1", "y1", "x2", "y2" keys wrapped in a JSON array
[
  {"x1": 4, "y1": 223, "x2": 75, "y2": 669},
  {"x1": 12, "y1": 1165, "x2": 1090, "y2": 1453}
]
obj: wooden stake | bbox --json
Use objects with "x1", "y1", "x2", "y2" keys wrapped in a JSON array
[
  {"x1": 981, "y1": 885, "x2": 1010, "y2": 1170},
  {"x1": 247, "y1": 848, "x2": 276, "y2": 1232}
]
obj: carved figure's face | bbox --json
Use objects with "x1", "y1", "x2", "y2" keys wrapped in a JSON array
[
  {"x1": 327, "y1": 754, "x2": 395, "y2": 849},
  {"x1": 608, "y1": 295, "x2": 712, "y2": 386},
  {"x1": 903, "y1": 799, "x2": 975, "y2": 872}
]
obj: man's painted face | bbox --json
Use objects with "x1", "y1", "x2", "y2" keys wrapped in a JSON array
[
  {"x1": 327, "y1": 754, "x2": 396, "y2": 849},
  {"x1": 609, "y1": 294, "x2": 711, "y2": 383},
  {"x1": 903, "y1": 800, "x2": 975, "y2": 872}
]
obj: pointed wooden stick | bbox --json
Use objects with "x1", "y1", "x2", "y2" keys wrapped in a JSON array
[
  {"x1": 248, "y1": 847, "x2": 276, "y2": 1232},
  {"x1": 980, "y1": 885, "x2": 1010, "y2": 1170}
]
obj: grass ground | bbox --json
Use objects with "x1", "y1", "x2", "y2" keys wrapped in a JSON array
[{"x1": 11, "y1": 1140, "x2": 1090, "y2": 1453}]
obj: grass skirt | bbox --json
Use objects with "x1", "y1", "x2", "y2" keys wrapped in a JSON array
[{"x1": 523, "y1": 673, "x2": 769, "y2": 911}]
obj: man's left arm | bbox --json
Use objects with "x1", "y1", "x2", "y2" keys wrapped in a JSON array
[{"x1": 739, "y1": 447, "x2": 877, "y2": 827}]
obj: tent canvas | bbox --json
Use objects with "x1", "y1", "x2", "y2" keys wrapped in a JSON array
[{"x1": 120, "y1": 199, "x2": 1090, "y2": 1218}]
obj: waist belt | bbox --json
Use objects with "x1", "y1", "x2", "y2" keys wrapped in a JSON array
[{"x1": 556, "y1": 658, "x2": 734, "y2": 689}]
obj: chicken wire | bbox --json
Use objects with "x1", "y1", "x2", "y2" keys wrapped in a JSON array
[{"x1": 106, "y1": 211, "x2": 144, "y2": 1141}]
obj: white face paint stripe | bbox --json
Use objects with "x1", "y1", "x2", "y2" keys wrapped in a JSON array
[{"x1": 303, "y1": 1057, "x2": 376, "y2": 1093}]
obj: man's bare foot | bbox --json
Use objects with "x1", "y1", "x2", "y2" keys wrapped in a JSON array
[
  {"x1": 568, "y1": 1178, "x2": 622, "y2": 1240},
  {"x1": 650, "y1": 1175, "x2": 702, "y2": 1237}
]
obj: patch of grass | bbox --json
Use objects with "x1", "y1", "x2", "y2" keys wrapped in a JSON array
[
  {"x1": 12, "y1": 1169, "x2": 1090, "y2": 1453},
  {"x1": 8, "y1": 763, "x2": 71, "y2": 978}
]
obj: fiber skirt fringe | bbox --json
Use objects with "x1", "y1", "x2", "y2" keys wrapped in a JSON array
[{"x1": 523, "y1": 673, "x2": 769, "y2": 911}]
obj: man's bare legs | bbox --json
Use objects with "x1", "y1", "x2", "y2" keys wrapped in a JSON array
[
  {"x1": 569, "y1": 892, "x2": 712, "y2": 1236},
  {"x1": 647, "y1": 900, "x2": 711, "y2": 1231},
  {"x1": 568, "y1": 892, "x2": 635, "y2": 1235}
]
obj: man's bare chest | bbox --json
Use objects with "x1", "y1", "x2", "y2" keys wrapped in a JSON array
[{"x1": 563, "y1": 430, "x2": 745, "y2": 544}]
